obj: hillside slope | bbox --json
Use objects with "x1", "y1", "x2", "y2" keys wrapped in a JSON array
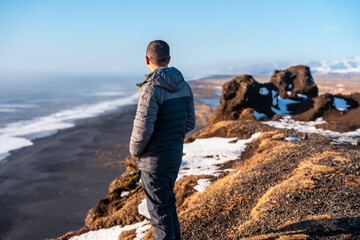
[{"x1": 177, "y1": 124, "x2": 360, "y2": 239}]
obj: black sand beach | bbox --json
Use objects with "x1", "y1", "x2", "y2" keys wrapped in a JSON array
[{"x1": 0, "y1": 104, "x2": 136, "y2": 240}]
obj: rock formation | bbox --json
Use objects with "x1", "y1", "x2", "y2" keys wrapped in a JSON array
[
  {"x1": 208, "y1": 75, "x2": 278, "y2": 125},
  {"x1": 270, "y1": 65, "x2": 318, "y2": 99},
  {"x1": 293, "y1": 93, "x2": 360, "y2": 132},
  {"x1": 208, "y1": 65, "x2": 360, "y2": 131}
]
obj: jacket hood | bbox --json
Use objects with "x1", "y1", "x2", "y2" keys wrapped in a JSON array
[{"x1": 141, "y1": 67, "x2": 185, "y2": 93}]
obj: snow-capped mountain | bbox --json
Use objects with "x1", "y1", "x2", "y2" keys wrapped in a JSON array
[
  {"x1": 215, "y1": 57, "x2": 360, "y2": 77},
  {"x1": 309, "y1": 57, "x2": 360, "y2": 75}
]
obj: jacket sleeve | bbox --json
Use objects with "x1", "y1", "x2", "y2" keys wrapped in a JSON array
[
  {"x1": 129, "y1": 84, "x2": 159, "y2": 158},
  {"x1": 185, "y1": 87, "x2": 196, "y2": 134}
]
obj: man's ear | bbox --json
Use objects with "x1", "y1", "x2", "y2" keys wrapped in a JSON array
[
  {"x1": 167, "y1": 56, "x2": 171, "y2": 64},
  {"x1": 145, "y1": 56, "x2": 150, "y2": 65}
]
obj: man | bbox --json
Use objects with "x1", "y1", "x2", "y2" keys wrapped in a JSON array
[{"x1": 129, "y1": 40, "x2": 195, "y2": 240}]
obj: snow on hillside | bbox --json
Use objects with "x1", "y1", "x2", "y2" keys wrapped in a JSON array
[
  {"x1": 70, "y1": 133, "x2": 262, "y2": 240},
  {"x1": 264, "y1": 117, "x2": 360, "y2": 144},
  {"x1": 69, "y1": 220, "x2": 151, "y2": 240},
  {"x1": 68, "y1": 117, "x2": 360, "y2": 240}
]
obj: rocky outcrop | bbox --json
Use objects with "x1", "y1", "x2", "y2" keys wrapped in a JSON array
[
  {"x1": 270, "y1": 65, "x2": 318, "y2": 99},
  {"x1": 208, "y1": 75, "x2": 278, "y2": 125},
  {"x1": 84, "y1": 156, "x2": 143, "y2": 227},
  {"x1": 293, "y1": 93, "x2": 360, "y2": 132},
  {"x1": 207, "y1": 65, "x2": 360, "y2": 132},
  {"x1": 208, "y1": 66, "x2": 319, "y2": 125}
]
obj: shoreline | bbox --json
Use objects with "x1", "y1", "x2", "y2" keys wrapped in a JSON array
[
  {"x1": 0, "y1": 78, "x2": 216, "y2": 240},
  {"x1": 0, "y1": 104, "x2": 137, "y2": 240}
]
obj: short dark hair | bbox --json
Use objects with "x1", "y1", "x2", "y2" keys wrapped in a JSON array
[{"x1": 146, "y1": 40, "x2": 170, "y2": 66}]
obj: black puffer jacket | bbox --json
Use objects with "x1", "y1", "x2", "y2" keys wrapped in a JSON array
[{"x1": 129, "y1": 67, "x2": 195, "y2": 173}]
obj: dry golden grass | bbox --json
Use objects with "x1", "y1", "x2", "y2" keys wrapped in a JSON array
[
  {"x1": 179, "y1": 174, "x2": 245, "y2": 219},
  {"x1": 88, "y1": 190, "x2": 145, "y2": 229},
  {"x1": 178, "y1": 132, "x2": 293, "y2": 237},
  {"x1": 143, "y1": 226, "x2": 154, "y2": 240},
  {"x1": 177, "y1": 129, "x2": 360, "y2": 239},
  {"x1": 174, "y1": 175, "x2": 208, "y2": 207},
  {"x1": 235, "y1": 132, "x2": 292, "y2": 172},
  {"x1": 118, "y1": 229, "x2": 136, "y2": 240},
  {"x1": 193, "y1": 120, "x2": 242, "y2": 138},
  {"x1": 238, "y1": 154, "x2": 336, "y2": 232},
  {"x1": 239, "y1": 108, "x2": 257, "y2": 121},
  {"x1": 193, "y1": 120, "x2": 266, "y2": 139},
  {"x1": 240, "y1": 232, "x2": 310, "y2": 240}
]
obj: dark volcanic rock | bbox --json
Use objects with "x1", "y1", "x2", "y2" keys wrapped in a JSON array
[
  {"x1": 208, "y1": 75, "x2": 278, "y2": 125},
  {"x1": 206, "y1": 65, "x2": 360, "y2": 132},
  {"x1": 293, "y1": 93, "x2": 360, "y2": 132},
  {"x1": 270, "y1": 65, "x2": 318, "y2": 99}
]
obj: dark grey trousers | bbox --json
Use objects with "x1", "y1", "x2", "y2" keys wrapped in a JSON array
[{"x1": 140, "y1": 171, "x2": 180, "y2": 240}]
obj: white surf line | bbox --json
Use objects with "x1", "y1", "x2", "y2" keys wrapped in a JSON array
[
  {"x1": 264, "y1": 117, "x2": 360, "y2": 144},
  {"x1": 0, "y1": 93, "x2": 138, "y2": 162}
]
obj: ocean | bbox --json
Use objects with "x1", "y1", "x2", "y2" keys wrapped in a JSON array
[{"x1": 0, "y1": 72, "x2": 142, "y2": 161}]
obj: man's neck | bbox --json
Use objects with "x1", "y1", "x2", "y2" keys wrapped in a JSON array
[{"x1": 149, "y1": 64, "x2": 168, "y2": 72}]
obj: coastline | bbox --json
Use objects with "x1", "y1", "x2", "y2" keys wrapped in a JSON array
[
  {"x1": 4, "y1": 73, "x2": 358, "y2": 239},
  {"x1": 0, "y1": 104, "x2": 137, "y2": 240},
  {"x1": 0, "y1": 77, "x2": 217, "y2": 240}
]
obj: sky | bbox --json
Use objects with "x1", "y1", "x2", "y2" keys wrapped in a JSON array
[{"x1": 0, "y1": 0, "x2": 359, "y2": 77}]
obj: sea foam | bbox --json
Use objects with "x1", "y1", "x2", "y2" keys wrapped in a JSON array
[{"x1": 0, "y1": 93, "x2": 138, "y2": 162}]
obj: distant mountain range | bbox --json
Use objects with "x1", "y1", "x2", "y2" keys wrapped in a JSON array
[
  {"x1": 309, "y1": 57, "x2": 360, "y2": 76},
  {"x1": 215, "y1": 57, "x2": 360, "y2": 78}
]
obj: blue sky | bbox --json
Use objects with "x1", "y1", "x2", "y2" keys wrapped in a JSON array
[{"x1": 0, "y1": 0, "x2": 359, "y2": 77}]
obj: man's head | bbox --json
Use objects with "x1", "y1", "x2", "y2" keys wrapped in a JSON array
[{"x1": 145, "y1": 40, "x2": 170, "y2": 72}]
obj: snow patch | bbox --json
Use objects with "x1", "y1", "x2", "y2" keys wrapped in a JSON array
[
  {"x1": 333, "y1": 97, "x2": 350, "y2": 111},
  {"x1": 297, "y1": 93, "x2": 308, "y2": 99},
  {"x1": 120, "y1": 191, "x2": 129, "y2": 197},
  {"x1": 264, "y1": 118, "x2": 360, "y2": 144},
  {"x1": 133, "y1": 223, "x2": 152, "y2": 240},
  {"x1": 271, "y1": 98, "x2": 300, "y2": 116},
  {"x1": 253, "y1": 110, "x2": 268, "y2": 120},
  {"x1": 179, "y1": 132, "x2": 261, "y2": 178},
  {"x1": 259, "y1": 87, "x2": 269, "y2": 95},
  {"x1": 272, "y1": 90, "x2": 278, "y2": 106},
  {"x1": 284, "y1": 136, "x2": 300, "y2": 141},
  {"x1": 194, "y1": 178, "x2": 211, "y2": 192},
  {"x1": 69, "y1": 220, "x2": 150, "y2": 240},
  {"x1": 138, "y1": 199, "x2": 151, "y2": 219}
]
